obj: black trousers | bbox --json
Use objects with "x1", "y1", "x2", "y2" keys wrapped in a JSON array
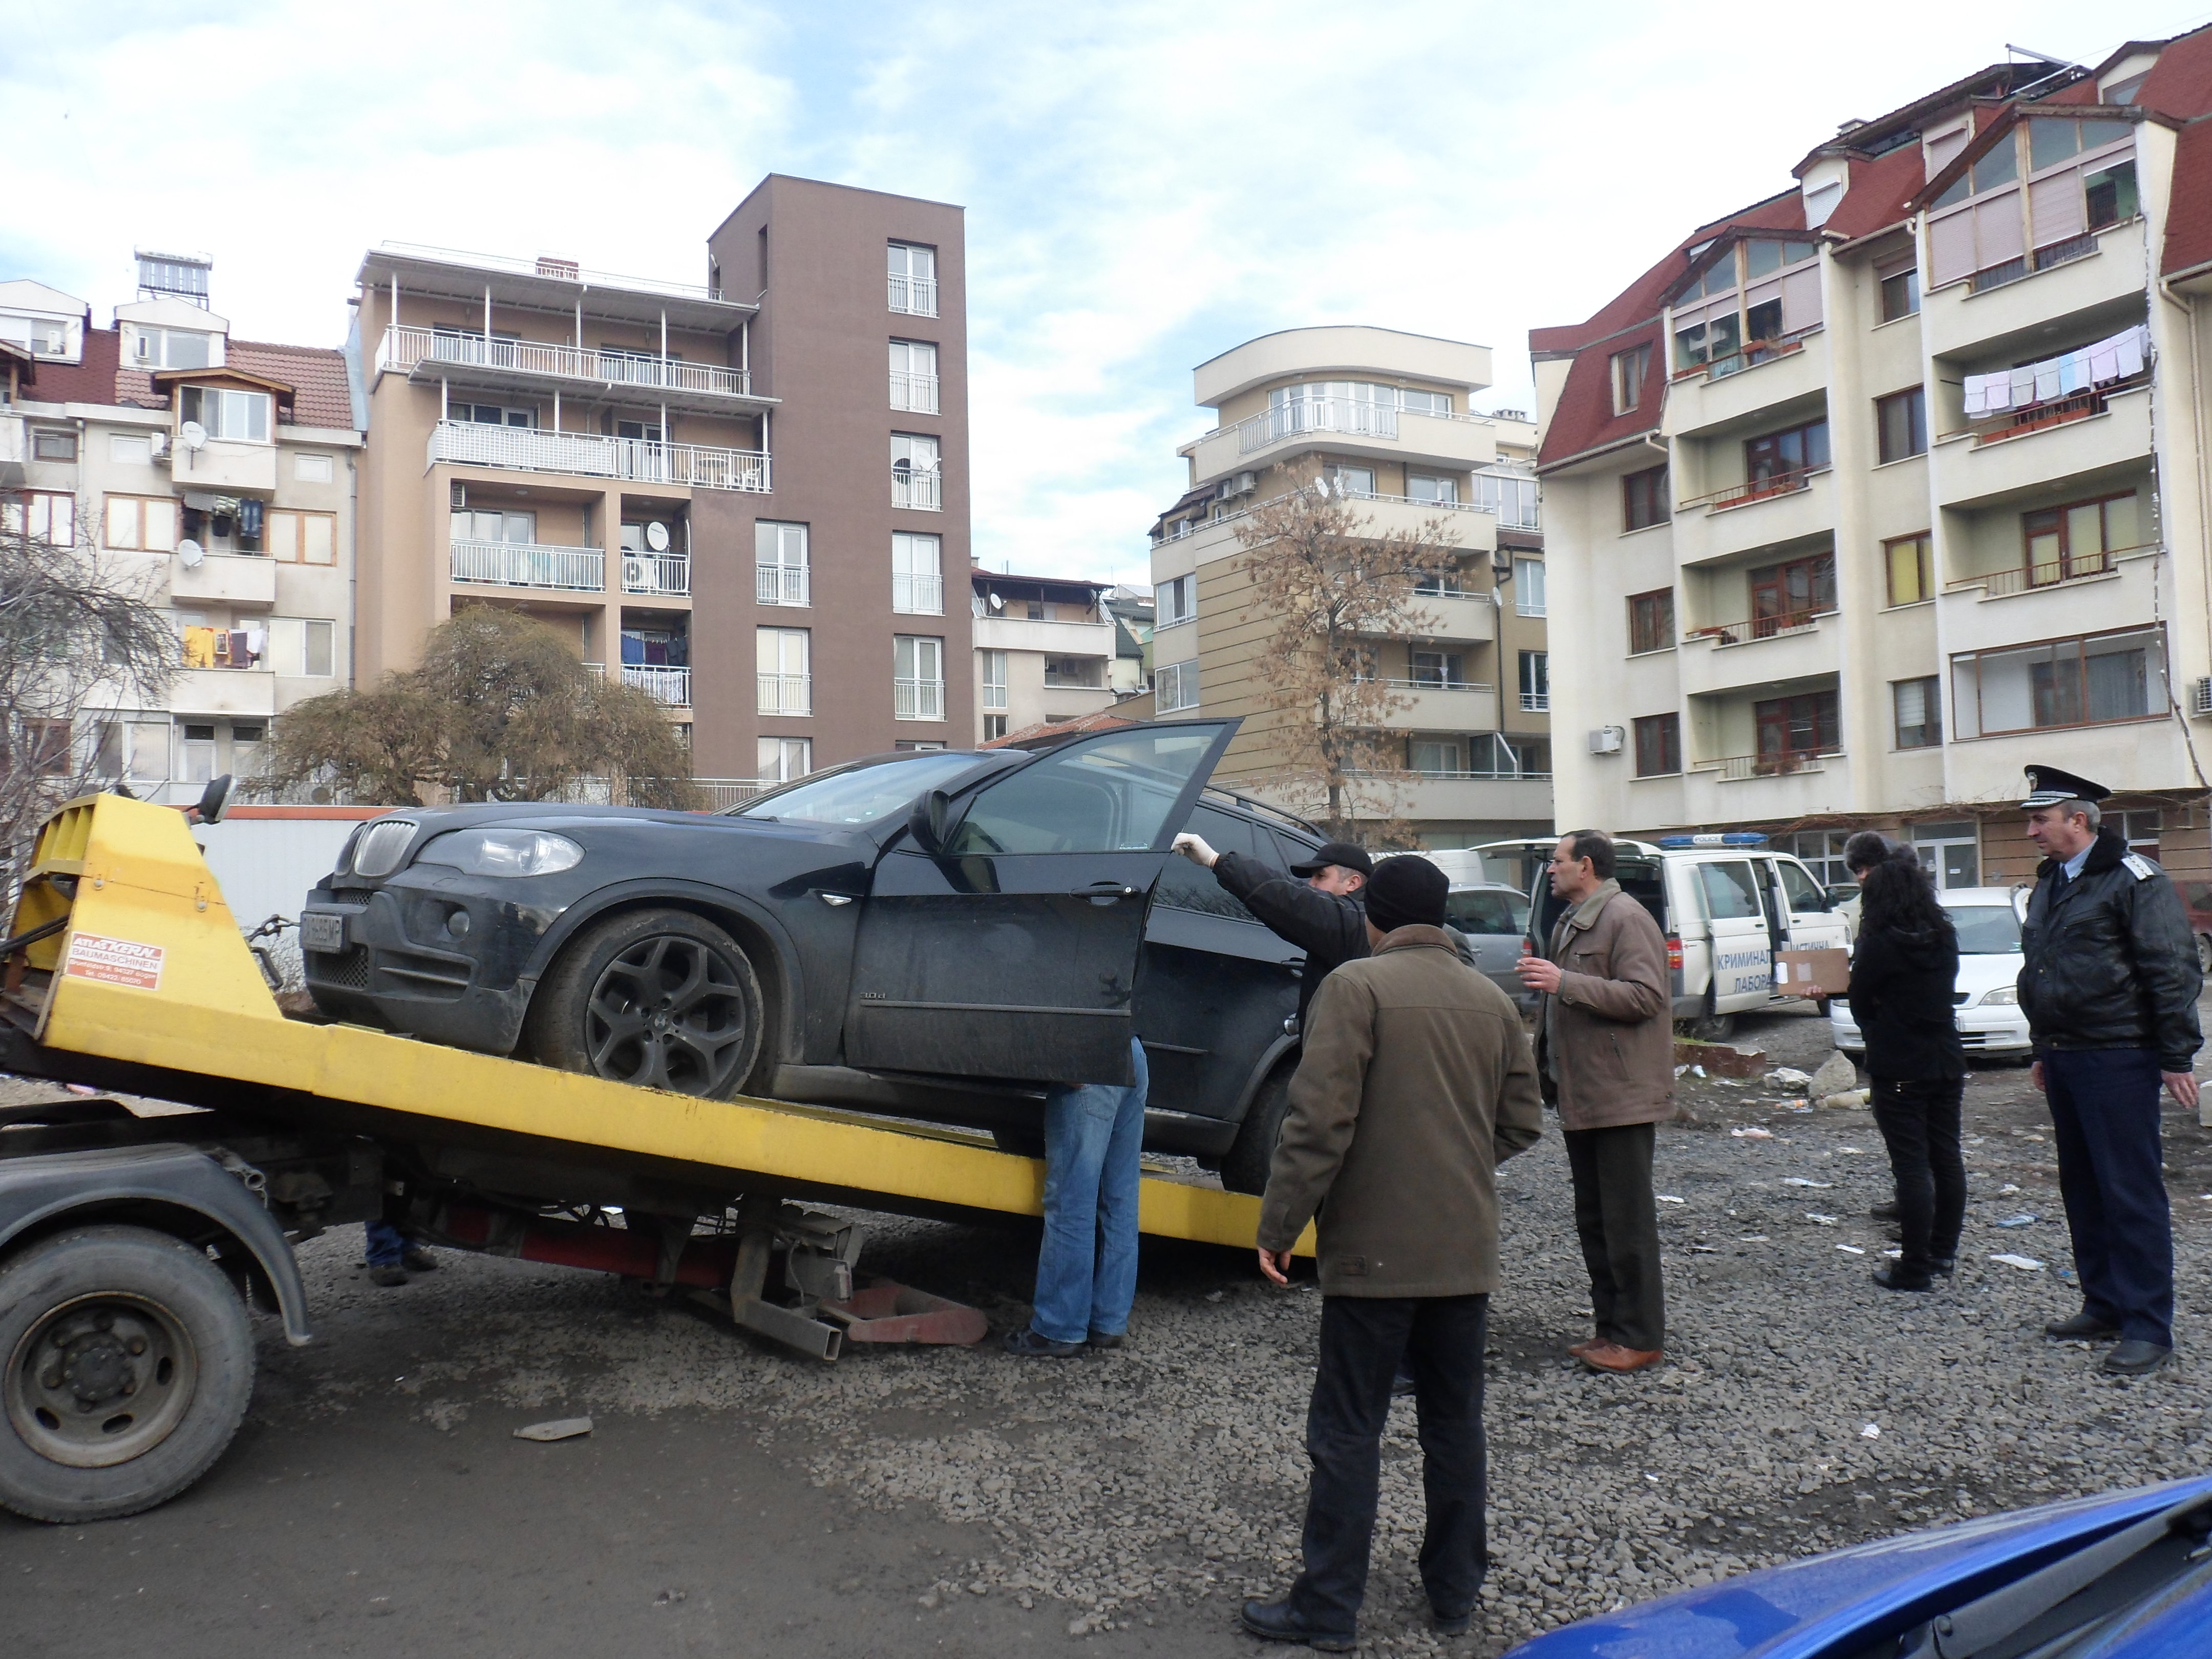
[
  {"x1": 1290, "y1": 1294, "x2": 1489, "y2": 1635},
  {"x1": 2044, "y1": 1049, "x2": 2175, "y2": 1348},
  {"x1": 1563, "y1": 1121, "x2": 1665, "y2": 1352},
  {"x1": 1868, "y1": 1077, "x2": 1966, "y2": 1274}
]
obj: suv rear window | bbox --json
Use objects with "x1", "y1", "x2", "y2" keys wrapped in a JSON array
[{"x1": 1155, "y1": 806, "x2": 1263, "y2": 921}]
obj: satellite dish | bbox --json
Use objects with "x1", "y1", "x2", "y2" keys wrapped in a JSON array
[
  {"x1": 988, "y1": 593, "x2": 1004, "y2": 611},
  {"x1": 178, "y1": 539, "x2": 205, "y2": 567},
  {"x1": 179, "y1": 421, "x2": 207, "y2": 452},
  {"x1": 644, "y1": 521, "x2": 670, "y2": 552}
]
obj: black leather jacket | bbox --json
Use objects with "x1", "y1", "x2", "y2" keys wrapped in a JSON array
[{"x1": 2018, "y1": 830, "x2": 2203, "y2": 1071}]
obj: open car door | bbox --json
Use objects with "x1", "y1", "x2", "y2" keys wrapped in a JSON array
[{"x1": 845, "y1": 721, "x2": 1236, "y2": 1086}]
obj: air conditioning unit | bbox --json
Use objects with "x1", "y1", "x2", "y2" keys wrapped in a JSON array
[
  {"x1": 1588, "y1": 727, "x2": 1625, "y2": 755},
  {"x1": 1216, "y1": 472, "x2": 1257, "y2": 500},
  {"x1": 2195, "y1": 676, "x2": 2212, "y2": 717},
  {"x1": 450, "y1": 481, "x2": 468, "y2": 509}
]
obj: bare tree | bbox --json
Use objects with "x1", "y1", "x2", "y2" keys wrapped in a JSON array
[
  {"x1": 257, "y1": 607, "x2": 702, "y2": 810},
  {"x1": 0, "y1": 499, "x2": 176, "y2": 866},
  {"x1": 1233, "y1": 474, "x2": 1465, "y2": 839}
]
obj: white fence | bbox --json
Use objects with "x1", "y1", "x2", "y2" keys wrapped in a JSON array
[
  {"x1": 622, "y1": 554, "x2": 690, "y2": 595},
  {"x1": 895, "y1": 678, "x2": 945, "y2": 719},
  {"x1": 889, "y1": 371, "x2": 940, "y2": 412},
  {"x1": 1237, "y1": 397, "x2": 1400, "y2": 455},
  {"x1": 430, "y1": 421, "x2": 770, "y2": 492},
  {"x1": 382, "y1": 325, "x2": 752, "y2": 397},
  {"x1": 622, "y1": 665, "x2": 691, "y2": 705},
  {"x1": 891, "y1": 465, "x2": 943, "y2": 511},
  {"x1": 888, "y1": 273, "x2": 938, "y2": 316},
  {"x1": 450, "y1": 539, "x2": 606, "y2": 592},
  {"x1": 757, "y1": 673, "x2": 812, "y2": 715}
]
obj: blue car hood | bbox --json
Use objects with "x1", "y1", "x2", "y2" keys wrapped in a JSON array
[{"x1": 1507, "y1": 1475, "x2": 2212, "y2": 1659}]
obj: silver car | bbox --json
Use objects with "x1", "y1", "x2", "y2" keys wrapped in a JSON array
[{"x1": 1444, "y1": 881, "x2": 1534, "y2": 1003}]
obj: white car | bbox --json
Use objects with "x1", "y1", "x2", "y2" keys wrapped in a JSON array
[{"x1": 1829, "y1": 887, "x2": 2031, "y2": 1060}]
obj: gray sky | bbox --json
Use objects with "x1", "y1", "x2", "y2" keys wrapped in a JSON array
[{"x1": 6, "y1": 2, "x2": 2207, "y2": 585}]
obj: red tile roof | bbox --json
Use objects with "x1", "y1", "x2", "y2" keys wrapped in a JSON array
[
  {"x1": 25, "y1": 326, "x2": 126, "y2": 407},
  {"x1": 1817, "y1": 142, "x2": 1929, "y2": 244},
  {"x1": 2139, "y1": 27, "x2": 2212, "y2": 120},
  {"x1": 978, "y1": 709, "x2": 1141, "y2": 749},
  {"x1": 228, "y1": 339, "x2": 354, "y2": 430},
  {"x1": 2164, "y1": 118, "x2": 2212, "y2": 275}
]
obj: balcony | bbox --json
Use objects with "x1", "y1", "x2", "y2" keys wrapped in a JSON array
[
  {"x1": 888, "y1": 273, "x2": 938, "y2": 316},
  {"x1": 450, "y1": 538, "x2": 605, "y2": 593},
  {"x1": 1704, "y1": 748, "x2": 1839, "y2": 781},
  {"x1": 170, "y1": 551, "x2": 276, "y2": 608},
  {"x1": 173, "y1": 667, "x2": 276, "y2": 718},
  {"x1": 1678, "y1": 609, "x2": 1842, "y2": 698},
  {"x1": 1933, "y1": 385, "x2": 2151, "y2": 510},
  {"x1": 893, "y1": 572, "x2": 944, "y2": 614},
  {"x1": 429, "y1": 421, "x2": 769, "y2": 492},
  {"x1": 172, "y1": 438, "x2": 276, "y2": 495},
  {"x1": 1371, "y1": 773, "x2": 1554, "y2": 823},
  {"x1": 622, "y1": 665, "x2": 690, "y2": 706},
  {"x1": 1519, "y1": 692, "x2": 1549, "y2": 713},
  {"x1": 1940, "y1": 547, "x2": 2156, "y2": 657},
  {"x1": 380, "y1": 326, "x2": 758, "y2": 414},
  {"x1": 972, "y1": 614, "x2": 1114, "y2": 656},
  {"x1": 889, "y1": 371, "x2": 940, "y2": 413},
  {"x1": 757, "y1": 673, "x2": 812, "y2": 716},
  {"x1": 1924, "y1": 223, "x2": 2147, "y2": 359},
  {"x1": 1188, "y1": 402, "x2": 1497, "y2": 481},
  {"x1": 1662, "y1": 329, "x2": 1826, "y2": 440},
  {"x1": 1373, "y1": 679, "x2": 1498, "y2": 730},
  {"x1": 1401, "y1": 590, "x2": 1496, "y2": 644},
  {"x1": 1674, "y1": 467, "x2": 1834, "y2": 567},
  {"x1": 623, "y1": 554, "x2": 690, "y2": 596},
  {"x1": 756, "y1": 564, "x2": 809, "y2": 606},
  {"x1": 895, "y1": 678, "x2": 946, "y2": 720},
  {"x1": 891, "y1": 464, "x2": 942, "y2": 511}
]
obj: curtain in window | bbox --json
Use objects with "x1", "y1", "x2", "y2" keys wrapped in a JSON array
[
  {"x1": 1780, "y1": 268, "x2": 1821, "y2": 334},
  {"x1": 2086, "y1": 646, "x2": 2147, "y2": 721},
  {"x1": 2030, "y1": 169, "x2": 2087, "y2": 247},
  {"x1": 1929, "y1": 208, "x2": 1976, "y2": 287},
  {"x1": 1974, "y1": 191, "x2": 2025, "y2": 267}
]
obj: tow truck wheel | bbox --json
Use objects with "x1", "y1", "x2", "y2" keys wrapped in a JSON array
[
  {"x1": 527, "y1": 909, "x2": 765, "y2": 1098},
  {"x1": 0, "y1": 1226, "x2": 253, "y2": 1523},
  {"x1": 1220, "y1": 1067, "x2": 1293, "y2": 1197}
]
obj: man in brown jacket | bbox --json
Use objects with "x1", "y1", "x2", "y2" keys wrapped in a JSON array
[
  {"x1": 1245, "y1": 856, "x2": 1543, "y2": 1652},
  {"x1": 1515, "y1": 829, "x2": 1673, "y2": 1374}
]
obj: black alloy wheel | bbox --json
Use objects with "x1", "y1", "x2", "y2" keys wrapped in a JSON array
[{"x1": 528, "y1": 909, "x2": 764, "y2": 1098}]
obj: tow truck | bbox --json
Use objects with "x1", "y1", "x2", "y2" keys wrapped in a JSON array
[{"x1": 0, "y1": 787, "x2": 1308, "y2": 1523}]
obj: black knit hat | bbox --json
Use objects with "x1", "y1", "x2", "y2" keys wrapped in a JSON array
[{"x1": 1365, "y1": 855, "x2": 1449, "y2": 933}]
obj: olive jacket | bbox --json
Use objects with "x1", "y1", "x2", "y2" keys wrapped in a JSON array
[
  {"x1": 1256, "y1": 926, "x2": 1543, "y2": 1298},
  {"x1": 1533, "y1": 880, "x2": 1676, "y2": 1132}
]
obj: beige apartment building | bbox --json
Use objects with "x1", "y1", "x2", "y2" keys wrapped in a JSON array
[
  {"x1": 351, "y1": 175, "x2": 971, "y2": 797},
  {"x1": 1142, "y1": 327, "x2": 1550, "y2": 845},
  {"x1": 1534, "y1": 33, "x2": 2212, "y2": 892},
  {"x1": 1, "y1": 253, "x2": 361, "y2": 802},
  {"x1": 970, "y1": 568, "x2": 1119, "y2": 742}
]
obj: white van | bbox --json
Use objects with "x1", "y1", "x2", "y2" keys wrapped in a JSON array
[{"x1": 1479, "y1": 833, "x2": 1852, "y2": 1040}]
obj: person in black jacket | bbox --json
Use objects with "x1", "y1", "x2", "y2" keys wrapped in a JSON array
[
  {"x1": 1834, "y1": 832, "x2": 1967, "y2": 1293},
  {"x1": 1171, "y1": 835, "x2": 1375, "y2": 1034},
  {"x1": 2018, "y1": 765, "x2": 2202, "y2": 1378}
]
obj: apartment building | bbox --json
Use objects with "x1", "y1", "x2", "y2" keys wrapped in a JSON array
[
  {"x1": 970, "y1": 568, "x2": 1119, "y2": 742},
  {"x1": 1143, "y1": 327, "x2": 1551, "y2": 845},
  {"x1": 1534, "y1": 34, "x2": 2212, "y2": 890},
  {"x1": 352, "y1": 175, "x2": 969, "y2": 794},
  {"x1": 1, "y1": 254, "x2": 361, "y2": 802},
  {"x1": 1104, "y1": 585, "x2": 1155, "y2": 694}
]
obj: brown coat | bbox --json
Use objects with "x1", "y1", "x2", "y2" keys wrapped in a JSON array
[
  {"x1": 1537, "y1": 881, "x2": 1675, "y2": 1131},
  {"x1": 1257, "y1": 926, "x2": 1543, "y2": 1298}
]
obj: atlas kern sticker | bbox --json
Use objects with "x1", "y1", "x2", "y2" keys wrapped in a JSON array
[{"x1": 63, "y1": 932, "x2": 166, "y2": 992}]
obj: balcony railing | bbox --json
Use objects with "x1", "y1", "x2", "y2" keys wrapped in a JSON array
[
  {"x1": 1681, "y1": 465, "x2": 1826, "y2": 513},
  {"x1": 623, "y1": 665, "x2": 691, "y2": 706},
  {"x1": 450, "y1": 538, "x2": 605, "y2": 592},
  {"x1": 379, "y1": 241, "x2": 726, "y2": 302},
  {"x1": 888, "y1": 273, "x2": 938, "y2": 316},
  {"x1": 623, "y1": 554, "x2": 690, "y2": 595},
  {"x1": 1709, "y1": 748, "x2": 1838, "y2": 781},
  {"x1": 1377, "y1": 677, "x2": 1493, "y2": 693},
  {"x1": 430, "y1": 421, "x2": 769, "y2": 492},
  {"x1": 1699, "y1": 328, "x2": 1816, "y2": 384},
  {"x1": 893, "y1": 572, "x2": 943, "y2": 613},
  {"x1": 1519, "y1": 692, "x2": 1550, "y2": 712},
  {"x1": 1978, "y1": 549, "x2": 2122, "y2": 599},
  {"x1": 1236, "y1": 397, "x2": 1399, "y2": 455},
  {"x1": 892, "y1": 465, "x2": 942, "y2": 511},
  {"x1": 895, "y1": 678, "x2": 945, "y2": 720},
  {"x1": 757, "y1": 672, "x2": 812, "y2": 715},
  {"x1": 380, "y1": 326, "x2": 751, "y2": 397},
  {"x1": 1045, "y1": 669, "x2": 1108, "y2": 690},
  {"x1": 1686, "y1": 606, "x2": 1834, "y2": 646},
  {"x1": 1948, "y1": 380, "x2": 2144, "y2": 449},
  {"x1": 1969, "y1": 233, "x2": 2100, "y2": 296},
  {"x1": 889, "y1": 371, "x2": 940, "y2": 413},
  {"x1": 757, "y1": 564, "x2": 809, "y2": 606}
]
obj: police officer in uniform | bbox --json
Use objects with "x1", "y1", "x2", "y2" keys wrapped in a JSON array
[{"x1": 2018, "y1": 765, "x2": 2202, "y2": 1376}]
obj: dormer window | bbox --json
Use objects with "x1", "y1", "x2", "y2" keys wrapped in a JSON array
[
  {"x1": 1670, "y1": 239, "x2": 1821, "y2": 375},
  {"x1": 179, "y1": 385, "x2": 270, "y2": 443},
  {"x1": 132, "y1": 327, "x2": 212, "y2": 370}
]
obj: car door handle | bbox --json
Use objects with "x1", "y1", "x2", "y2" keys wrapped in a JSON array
[{"x1": 1072, "y1": 882, "x2": 1143, "y2": 903}]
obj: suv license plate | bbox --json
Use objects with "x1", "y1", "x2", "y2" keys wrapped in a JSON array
[{"x1": 302, "y1": 912, "x2": 346, "y2": 953}]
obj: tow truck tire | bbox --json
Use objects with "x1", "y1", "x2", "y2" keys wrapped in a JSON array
[
  {"x1": 0, "y1": 1226, "x2": 253, "y2": 1523},
  {"x1": 1220, "y1": 1066, "x2": 1293, "y2": 1197},
  {"x1": 527, "y1": 909, "x2": 765, "y2": 1099}
]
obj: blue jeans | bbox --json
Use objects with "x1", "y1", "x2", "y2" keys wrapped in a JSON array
[
  {"x1": 1029, "y1": 1037, "x2": 1148, "y2": 1345},
  {"x1": 364, "y1": 1218, "x2": 413, "y2": 1268}
]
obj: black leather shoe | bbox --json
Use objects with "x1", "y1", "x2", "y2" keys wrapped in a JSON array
[
  {"x1": 1087, "y1": 1330, "x2": 1125, "y2": 1350},
  {"x1": 1239, "y1": 1599, "x2": 1354, "y2": 1652},
  {"x1": 1431, "y1": 1604, "x2": 1473, "y2": 1636},
  {"x1": 2044, "y1": 1311, "x2": 2122, "y2": 1341},
  {"x1": 2103, "y1": 1340, "x2": 2173, "y2": 1376},
  {"x1": 1873, "y1": 1266, "x2": 1933, "y2": 1292},
  {"x1": 1003, "y1": 1328, "x2": 1083, "y2": 1358},
  {"x1": 1870, "y1": 1199, "x2": 1899, "y2": 1222}
]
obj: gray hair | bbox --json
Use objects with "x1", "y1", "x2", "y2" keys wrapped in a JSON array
[{"x1": 2060, "y1": 798, "x2": 2103, "y2": 830}]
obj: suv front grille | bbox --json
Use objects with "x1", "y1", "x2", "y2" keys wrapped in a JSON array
[{"x1": 309, "y1": 946, "x2": 371, "y2": 990}]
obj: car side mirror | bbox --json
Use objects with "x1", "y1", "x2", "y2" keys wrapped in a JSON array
[
  {"x1": 907, "y1": 788, "x2": 953, "y2": 855},
  {"x1": 193, "y1": 774, "x2": 233, "y2": 826}
]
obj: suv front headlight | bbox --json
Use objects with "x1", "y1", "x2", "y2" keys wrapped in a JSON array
[
  {"x1": 1979, "y1": 986, "x2": 2019, "y2": 1006},
  {"x1": 415, "y1": 829, "x2": 584, "y2": 878}
]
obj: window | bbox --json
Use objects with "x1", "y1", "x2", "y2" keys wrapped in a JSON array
[
  {"x1": 1879, "y1": 262, "x2": 1921, "y2": 322},
  {"x1": 1507, "y1": 736, "x2": 1551, "y2": 777},
  {"x1": 1610, "y1": 343, "x2": 1652, "y2": 414},
  {"x1": 20, "y1": 718, "x2": 73, "y2": 777},
  {"x1": 1474, "y1": 472, "x2": 1539, "y2": 529},
  {"x1": 2085, "y1": 159, "x2": 2139, "y2": 230},
  {"x1": 32, "y1": 429, "x2": 76, "y2": 461},
  {"x1": 894, "y1": 740, "x2": 947, "y2": 752},
  {"x1": 757, "y1": 627, "x2": 811, "y2": 715},
  {"x1": 1628, "y1": 588, "x2": 1674, "y2": 654},
  {"x1": 1633, "y1": 713, "x2": 1680, "y2": 777},
  {"x1": 1410, "y1": 737, "x2": 1461, "y2": 775},
  {"x1": 1950, "y1": 626, "x2": 2165, "y2": 737},
  {"x1": 1910, "y1": 820, "x2": 1982, "y2": 889},
  {"x1": 6, "y1": 491, "x2": 75, "y2": 546},
  {"x1": 888, "y1": 242, "x2": 938, "y2": 315},
  {"x1": 110, "y1": 434, "x2": 152, "y2": 465},
  {"x1": 1744, "y1": 418, "x2": 1828, "y2": 486},
  {"x1": 894, "y1": 635, "x2": 945, "y2": 720},
  {"x1": 2115, "y1": 808, "x2": 2162, "y2": 860},
  {"x1": 2021, "y1": 490, "x2": 2139, "y2": 586},
  {"x1": 1158, "y1": 572, "x2": 1195, "y2": 626},
  {"x1": 1876, "y1": 387, "x2": 1927, "y2": 462},
  {"x1": 982, "y1": 649, "x2": 1008, "y2": 711},
  {"x1": 1412, "y1": 650, "x2": 1465, "y2": 689},
  {"x1": 1623, "y1": 465, "x2": 1669, "y2": 531},
  {"x1": 267, "y1": 509, "x2": 337, "y2": 565},
  {"x1": 889, "y1": 340, "x2": 939, "y2": 413},
  {"x1": 103, "y1": 494, "x2": 178, "y2": 552},
  {"x1": 178, "y1": 386, "x2": 270, "y2": 443},
  {"x1": 1408, "y1": 474, "x2": 1459, "y2": 505},
  {"x1": 1885, "y1": 533, "x2": 1934, "y2": 606},
  {"x1": 294, "y1": 453, "x2": 334, "y2": 484},
  {"x1": 1754, "y1": 690, "x2": 1841, "y2": 759},
  {"x1": 450, "y1": 401, "x2": 534, "y2": 427},
  {"x1": 1399, "y1": 389, "x2": 1454, "y2": 416},
  {"x1": 1154, "y1": 806, "x2": 1263, "y2": 921},
  {"x1": 1415, "y1": 563, "x2": 1472, "y2": 598},
  {"x1": 892, "y1": 531, "x2": 943, "y2": 613},
  {"x1": 94, "y1": 719, "x2": 173, "y2": 785},
  {"x1": 452, "y1": 507, "x2": 534, "y2": 546},
  {"x1": 1698, "y1": 861, "x2": 1765, "y2": 920},
  {"x1": 1671, "y1": 238, "x2": 1822, "y2": 373},
  {"x1": 1780, "y1": 831, "x2": 1853, "y2": 887},
  {"x1": 1518, "y1": 650, "x2": 1549, "y2": 712},
  {"x1": 891, "y1": 434, "x2": 942, "y2": 511},
  {"x1": 1894, "y1": 676, "x2": 1941, "y2": 749},
  {"x1": 1155, "y1": 659, "x2": 1199, "y2": 712},
  {"x1": 265, "y1": 617, "x2": 336, "y2": 676},
  {"x1": 982, "y1": 714, "x2": 1008, "y2": 741},
  {"x1": 757, "y1": 737, "x2": 812, "y2": 783},
  {"x1": 131, "y1": 328, "x2": 211, "y2": 370},
  {"x1": 1749, "y1": 551, "x2": 1836, "y2": 634},
  {"x1": 1325, "y1": 463, "x2": 1375, "y2": 497},
  {"x1": 756, "y1": 521, "x2": 809, "y2": 605},
  {"x1": 1514, "y1": 557, "x2": 1545, "y2": 616},
  {"x1": 615, "y1": 419, "x2": 663, "y2": 445},
  {"x1": 1045, "y1": 655, "x2": 1103, "y2": 689}
]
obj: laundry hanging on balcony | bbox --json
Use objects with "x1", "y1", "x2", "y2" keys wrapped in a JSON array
[{"x1": 1962, "y1": 323, "x2": 2147, "y2": 415}]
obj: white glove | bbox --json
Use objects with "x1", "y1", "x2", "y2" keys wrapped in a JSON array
[{"x1": 1171, "y1": 832, "x2": 1219, "y2": 868}]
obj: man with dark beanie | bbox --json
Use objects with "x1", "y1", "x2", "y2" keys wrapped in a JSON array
[{"x1": 1243, "y1": 855, "x2": 1542, "y2": 1651}]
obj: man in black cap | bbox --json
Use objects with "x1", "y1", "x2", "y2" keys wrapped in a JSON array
[
  {"x1": 1171, "y1": 832, "x2": 1376, "y2": 1035},
  {"x1": 2019, "y1": 764, "x2": 2202, "y2": 1377}
]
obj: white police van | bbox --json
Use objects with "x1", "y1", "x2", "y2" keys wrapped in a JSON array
[{"x1": 1479, "y1": 832, "x2": 1852, "y2": 1040}]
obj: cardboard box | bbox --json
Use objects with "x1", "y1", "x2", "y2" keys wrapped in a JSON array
[{"x1": 1774, "y1": 948, "x2": 1850, "y2": 996}]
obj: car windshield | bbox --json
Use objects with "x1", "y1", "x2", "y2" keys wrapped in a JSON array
[
  {"x1": 732, "y1": 753, "x2": 984, "y2": 826},
  {"x1": 1446, "y1": 889, "x2": 1529, "y2": 937},
  {"x1": 1948, "y1": 904, "x2": 2022, "y2": 954}
]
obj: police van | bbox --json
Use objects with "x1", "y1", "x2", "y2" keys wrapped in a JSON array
[{"x1": 1478, "y1": 833, "x2": 1852, "y2": 1040}]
